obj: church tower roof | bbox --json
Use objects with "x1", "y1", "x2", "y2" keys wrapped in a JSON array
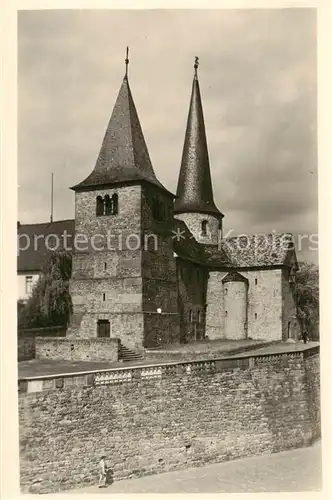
[
  {"x1": 71, "y1": 49, "x2": 172, "y2": 196},
  {"x1": 174, "y1": 58, "x2": 222, "y2": 216}
]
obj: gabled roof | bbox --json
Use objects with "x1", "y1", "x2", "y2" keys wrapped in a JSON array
[
  {"x1": 17, "y1": 219, "x2": 75, "y2": 272},
  {"x1": 222, "y1": 272, "x2": 248, "y2": 283},
  {"x1": 174, "y1": 65, "x2": 222, "y2": 216},
  {"x1": 71, "y1": 75, "x2": 173, "y2": 196}
]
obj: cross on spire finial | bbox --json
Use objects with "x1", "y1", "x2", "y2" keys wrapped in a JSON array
[
  {"x1": 125, "y1": 46, "x2": 129, "y2": 77},
  {"x1": 194, "y1": 56, "x2": 199, "y2": 77}
]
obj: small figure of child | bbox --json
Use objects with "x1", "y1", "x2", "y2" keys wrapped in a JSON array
[{"x1": 98, "y1": 456, "x2": 107, "y2": 488}]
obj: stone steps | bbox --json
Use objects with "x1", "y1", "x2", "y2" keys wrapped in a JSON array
[{"x1": 118, "y1": 343, "x2": 144, "y2": 362}]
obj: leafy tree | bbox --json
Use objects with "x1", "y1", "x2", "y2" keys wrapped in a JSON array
[
  {"x1": 18, "y1": 251, "x2": 72, "y2": 328},
  {"x1": 294, "y1": 261, "x2": 319, "y2": 340}
]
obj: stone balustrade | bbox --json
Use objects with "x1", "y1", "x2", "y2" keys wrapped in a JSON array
[{"x1": 18, "y1": 344, "x2": 319, "y2": 394}]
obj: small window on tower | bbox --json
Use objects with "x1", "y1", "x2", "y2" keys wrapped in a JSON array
[
  {"x1": 111, "y1": 193, "x2": 119, "y2": 215},
  {"x1": 225, "y1": 310, "x2": 228, "y2": 318},
  {"x1": 104, "y1": 262, "x2": 107, "y2": 271},
  {"x1": 102, "y1": 293, "x2": 106, "y2": 302},
  {"x1": 25, "y1": 276, "x2": 33, "y2": 294},
  {"x1": 255, "y1": 313, "x2": 257, "y2": 320},
  {"x1": 104, "y1": 195, "x2": 112, "y2": 215},
  {"x1": 96, "y1": 196, "x2": 104, "y2": 216},
  {"x1": 255, "y1": 278, "x2": 258, "y2": 285},
  {"x1": 102, "y1": 193, "x2": 119, "y2": 216},
  {"x1": 201, "y1": 220, "x2": 208, "y2": 236},
  {"x1": 224, "y1": 288, "x2": 228, "y2": 295}
]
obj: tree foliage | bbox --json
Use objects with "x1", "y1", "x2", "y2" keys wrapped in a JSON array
[
  {"x1": 294, "y1": 261, "x2": 319, "y2": 340},
  {"x1": 18, "y1": 251, "x2": 72, "y2": 328}
]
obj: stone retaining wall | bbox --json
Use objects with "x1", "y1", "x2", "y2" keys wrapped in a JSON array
[
  {"x1": 17, "y1": 327, "x2": 66, "y2": 361},
  {"x1": 35, "y1": 337, "x2": 119, "y2": 362},
  {"x1": 18, "y1": 346, "x2": 320, "y2": 494}
]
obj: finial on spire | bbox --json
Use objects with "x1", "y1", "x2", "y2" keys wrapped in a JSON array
[
  {"x1": 194, "y1": 56, "x2": 199, "y2": 78},
  {"x1": 125, "y1": 46, "x2": 129, "y2": 77}
]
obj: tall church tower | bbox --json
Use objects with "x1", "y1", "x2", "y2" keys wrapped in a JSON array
[
  {"x1": 174, "y1": 58, "x2": 223, "y2": 245},
  {"x1": 68, "y1": 50, "x2": 179, "y2": 350}
]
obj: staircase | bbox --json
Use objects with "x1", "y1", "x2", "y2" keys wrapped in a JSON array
[{"x1": 118, "y1": 342, "x2": 144, "y2": 362}]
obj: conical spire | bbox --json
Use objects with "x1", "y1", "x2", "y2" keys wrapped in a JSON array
[
  {"x1": 174, "y1": 58, "x2": 221, "y2": 215},
  {"x1": 72, "y1": 49, "x2": 171, "y2": 195}
]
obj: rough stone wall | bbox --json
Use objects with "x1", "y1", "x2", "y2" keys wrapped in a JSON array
[
  {"x1": 35, "y1": 338, "x2": 119, "y2": 362},
  {"x1": 18, "y1": 350, "x2": 320, "y2": 494},
  {"x1": 141, "y1": 184, "x2": 180, "y2": 346},
  {"x1": 68, "y1": 183, "x2": 181, "y2": 349},
  {"x1": 223, "y1": 281, "x2": 248, "y2": 340},
  {"x1": 18, "y1": 327, "x2": 67, "y2": 361},
  {"x1": 68, "y1": 185, "x2": 144, "y2": 343},
  {"x1": 174, "y1": 212, "x2": 222, "y2": 245},
  {"x1": 176, "y1": 258, "x2": 208, "y2": 342},
  {"x1": 18, "y1": 335, "x2": 35, "y2": 361},
  {"x1": 281, "y1": 268, "x2": 301, "y2": 341},
  {"x1": 304, "y1": 352, "x2": 321, "y2": 440},
  {"x1": 241, "y1": 269, "x2": 283, "y2": 341},
  {"x1": 205, "y1": 272, "x2": 225, "y2": 340},
  {"x1": 206, "y1": 269, "x2": 285, "y2": 341}
]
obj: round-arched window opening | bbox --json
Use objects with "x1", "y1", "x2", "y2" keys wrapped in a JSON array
[{"x1": 201, "y1": 220, "x2": 208, "y2": 236}]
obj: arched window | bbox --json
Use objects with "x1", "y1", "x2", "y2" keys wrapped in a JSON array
[
  {"x1": 98, "y1": 193, "x2": 119, "y2": 216},
  {"x1": 104, "y1": 195, "x2": 112, "y2": 215},
  {"x1": 111, "y1": 193, "x2": 118, "y2": 215},
  {"x1": 201, "y1": 220, "x2": 208, "y2": 236},
  {"x1": 96, "y1": 196, "x2": 104, "y2": 216}
]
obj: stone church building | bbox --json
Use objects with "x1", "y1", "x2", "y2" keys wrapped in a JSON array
[{"x1": 18, "y1": 57, "x2": 301, "y2": 353}]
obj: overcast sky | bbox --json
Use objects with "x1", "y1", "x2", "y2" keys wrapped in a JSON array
[{"x1": 18, "y1": 8, "x2": 317, "y2": 262}]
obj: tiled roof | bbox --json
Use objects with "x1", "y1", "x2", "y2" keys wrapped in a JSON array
[
  {"x1": 174, "y1": 73, "x2": 222, "y2": 216},
  {"x1": 202, "y1": 233, "x2": 296, "y2": 269},
  {"x1": 17, "y1": 219, "x2": 75, "y2": 272},
  {"x1": 71, "y1": 76, "x2": 172, "y2": 196}
]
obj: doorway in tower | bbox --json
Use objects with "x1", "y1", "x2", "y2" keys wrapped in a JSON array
[{"x1": 97, "y1": 319, "x2": 110, "y2": 338}]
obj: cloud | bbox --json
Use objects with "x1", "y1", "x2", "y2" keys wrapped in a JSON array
[{"x1": 18, "y1": 8, "x2": 317, "y2": 262}]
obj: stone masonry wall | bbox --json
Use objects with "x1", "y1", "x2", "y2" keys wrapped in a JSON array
[
  {"x1": 174, "y1": 212, "x2": 222, "y2": 245},
  {"x1": 303, "y1": 352, "x2": 321, "y2": 440},
  {"x1": 281, "y1": 268, "x2": 301, "y2": 341},
  {"x1": 19, "y1": 348, "x2": 320, "y2": 494},
  {"x1": 205, "y1": 271, "x2": 225, "y2": 340},
  {"x1": 141, "y1": 184, "x2": 180, "y2": 346},
  {"x1": 18, "y1": 327, "x2": 67, "y2": 361},
  {"x1": 176, "y1": 258, "x2": 208, "y2": 342},
  {"x1": 35, "y1": 338, "x2": 119, "y2": 362},
  {"x1": 240, "y1": 269, "x2": 283, "y2": 341},
  {"x1": 68, "y1": 185, "x2": 144, "y2": 342},
  {"x1": 206, "y1": 269, "x2": 283, "y2": 341},
  {"x1": 18, "y1": 335, "x2": 35, "y2": 361}
]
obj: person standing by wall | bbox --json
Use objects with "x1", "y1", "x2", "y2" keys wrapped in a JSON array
[{"x1": 98, "y1": 456, "x2": 107, "y2": 488}]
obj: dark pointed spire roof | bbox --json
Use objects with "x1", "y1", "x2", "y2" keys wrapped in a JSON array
[
  {"x1": 71, "y1": 51, "x2": 172, "y2": 195},
  {"x1": 174, "y1": 58, "x2": 222, "y2": 216}
]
